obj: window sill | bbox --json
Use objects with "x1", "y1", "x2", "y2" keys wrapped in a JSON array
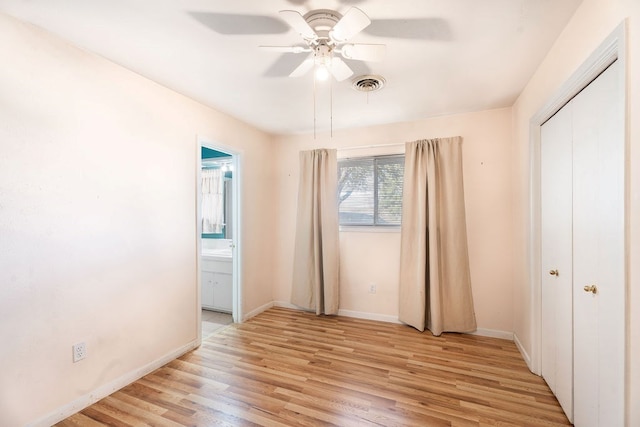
[{"x1": 339, "y1": 225, "x2": 401, "y2": 233}]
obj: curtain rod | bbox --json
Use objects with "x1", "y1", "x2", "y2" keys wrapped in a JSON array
[{"x1": 338, "y1": 142, "x2": 405, "y2": 151}]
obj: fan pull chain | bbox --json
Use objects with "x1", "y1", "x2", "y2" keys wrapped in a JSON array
[
  {"x1": 313, "y1": 73, "x2": 316, "y2": 139},
  {"x1": 330, "y1": 73, "x2": 333, "y2": 138}
]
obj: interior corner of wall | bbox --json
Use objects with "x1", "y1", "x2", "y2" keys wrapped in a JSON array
[{"x1": 514, "y1": 331, "x2": 534, "y2": 373}]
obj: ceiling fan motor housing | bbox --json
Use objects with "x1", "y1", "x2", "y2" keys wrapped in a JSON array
[
  {"x1": 303, "y1": 9, "x2": 342, "y2": 44},
  {"x1": 314, "y1": 44, "x2": 332, "y2": 65}
]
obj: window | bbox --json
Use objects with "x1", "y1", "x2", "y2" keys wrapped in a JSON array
[{"x1": 338, "y1": 155, "x2": 404, "y2": 226}]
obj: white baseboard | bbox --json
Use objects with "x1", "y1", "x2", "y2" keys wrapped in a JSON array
[
  {"x1": 337, "y1": 308, "x2": 402, "y2": 324},
  {"x1": 469, "y1": 328, "x2": 514, "y2": 341},
  {"x1": 242, "y1": 300, "x2": 274, "y2": 321},
  {"x1": 513, "y1": 332, "x2": 532, "y2": 370},
  {"x1": 273, "y1": 300, "x2": 301, "y2": 311},
  {"x1": 31, "y1": 340, "x2": 199, "y2": 427},
  {"x1": 274, "y1": 301, "x2": 401, "y2": 324}
]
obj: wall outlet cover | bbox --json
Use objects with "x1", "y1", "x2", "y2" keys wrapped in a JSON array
[{"x1": 73, "y1": 342, "x2": 87, "y2": 363}]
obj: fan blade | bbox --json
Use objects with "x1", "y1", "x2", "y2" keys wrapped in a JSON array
[
  {"x1": 330, "y1": 7, "x2": 371, "y2": 42},
  {"x1": 290, "y1": 56, "x2": 314, "y2": 77},
  {"x1": 279, "y1": 10, "x2": 318, "y2": 41},
  {"x1": 339, "y1": 44, "x2": 385, "y2": 61},
  {"x1": 260, "y1": 45, "x2": 311, "y2": 54},
  {"x1": 330, "y1": 57, "x2": 354, "y2": 81}
]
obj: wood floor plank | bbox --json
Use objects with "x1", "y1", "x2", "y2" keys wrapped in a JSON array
[
  {"x1": 55, "y1": 412, "x2": 109, "y2": 427},
  {"x1": 101, "y1": 395, "x2": 184, "y2": 427},
  {"x1": 56, "y1": 307, "x2": 570, "y2": 426}
]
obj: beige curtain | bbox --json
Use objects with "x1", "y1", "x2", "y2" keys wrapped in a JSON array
[
  {"x1": 399, "y1": 137, "x2": 476, "y2": 335},
  {"x1": 291, "y1": 149, "x2": 340, "y2": 315}
]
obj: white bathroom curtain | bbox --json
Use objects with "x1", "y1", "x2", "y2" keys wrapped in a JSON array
[
  {"x1": 291, "y1": 149, "x2": 340, "y2": 315},
  {"x1": 201, "y1": 168, "x2": 225, "y2": 234},
  {"x1": 399, "y1": 137, "x2": 477, "y2": 335}
]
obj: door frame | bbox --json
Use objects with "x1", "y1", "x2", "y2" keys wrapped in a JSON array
[
  {"x1": 528, "y1": 18, "x2": 627, "y2": 401},
  {"x1": 196, "y1": 136, "x2": 243, "y2": 344}
]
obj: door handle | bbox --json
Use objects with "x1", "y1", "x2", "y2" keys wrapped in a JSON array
[
  {"x1": 549, "y1": 269, "x2": 559, "y2": 276},
  {"x1": 583, "y1": 284, "x2": 597, "y2": 294}
]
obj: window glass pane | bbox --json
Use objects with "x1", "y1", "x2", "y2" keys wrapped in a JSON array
[
  {"x1": 338, "y1": 155, "x2": 404, "y2": 226},
  {"x1": 376, "y1": 157, "x2": 404, "y2": 225},
  {"x1": 338, "y1": 158, "x2": 374, "y2": 225}
]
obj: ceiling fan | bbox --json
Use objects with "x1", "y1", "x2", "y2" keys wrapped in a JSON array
[{"x1": 260, "y1": 8, "x2": 385, "y2": 82}]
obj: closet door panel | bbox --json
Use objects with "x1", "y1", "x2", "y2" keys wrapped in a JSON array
[
  {"x1": 572, "y1": 60, "x2": 624, "y2": 427},
  {"x1": 540, "y1": 103, "x2": 574, "y2": 421}
]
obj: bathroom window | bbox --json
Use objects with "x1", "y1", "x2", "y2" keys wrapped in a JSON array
[{"x1": 338, "y1": 155, "x2": 404, "y2": 226}]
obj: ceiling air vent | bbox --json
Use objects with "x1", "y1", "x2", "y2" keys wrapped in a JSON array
[{"x1": 352, "y1": 75, "x2": 386, "y2": 92}]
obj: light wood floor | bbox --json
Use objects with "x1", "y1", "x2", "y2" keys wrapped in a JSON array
[{"x1": 56, "y1": 307, "x2": 570, "y2": 426}]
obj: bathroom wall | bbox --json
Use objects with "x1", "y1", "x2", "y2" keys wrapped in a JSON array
[
  {"x1": 273, "y1": 107, "x2": 514, "y2": 335},
  {"x1": 0, "y1": 13, "x2": 276, "y2": 426}
]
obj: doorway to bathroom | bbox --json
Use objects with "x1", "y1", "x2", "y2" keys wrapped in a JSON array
[{"x1": 198, "y1": 141, "x2": 241, "y2": 341}]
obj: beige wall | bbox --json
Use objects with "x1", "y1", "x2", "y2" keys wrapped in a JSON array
[
  {"x1": 0, "y1": 14, "x2": 275, "y2": 426},
  {"x1": 511, "y1": 0, "x2": 640, "y2": 423},
  {"x1": 6, "y1": 0, "x2": 639, "y2": 424},
  {"x1": 273, "y1": 108, "x2": 514, "y2": 335}
]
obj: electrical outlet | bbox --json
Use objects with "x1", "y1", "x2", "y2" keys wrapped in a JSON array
[
  {"x1": 73, "y1": 342, "x2": 87, "y2": 363},
  {"x1": 368, "y1": 284, "x2": 377, "y2": 294}
]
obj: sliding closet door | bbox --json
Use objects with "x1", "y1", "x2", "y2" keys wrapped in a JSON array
[
  {"x1": 572, "y1": 60, "x2": 624, "y2": 427},
  {"x1": 540, "y1": 101, "x2": 574, "y2": 421}
]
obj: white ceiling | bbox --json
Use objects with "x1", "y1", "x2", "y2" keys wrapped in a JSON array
[{"x1": 0, "y1": 0, "x2": 582, "y2": 135}]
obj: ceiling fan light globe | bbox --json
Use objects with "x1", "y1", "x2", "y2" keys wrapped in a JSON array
[
  {"x1": 314, "y1": 52, "x2": 331, "y2": 67},
  {"x1": 315, "y1": 65, "x2": 330, "y2": 81}
]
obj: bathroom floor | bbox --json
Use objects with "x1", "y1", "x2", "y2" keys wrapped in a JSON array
[{"x1": 202, "y1": 309, "x2": 233, "y2": 338}]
